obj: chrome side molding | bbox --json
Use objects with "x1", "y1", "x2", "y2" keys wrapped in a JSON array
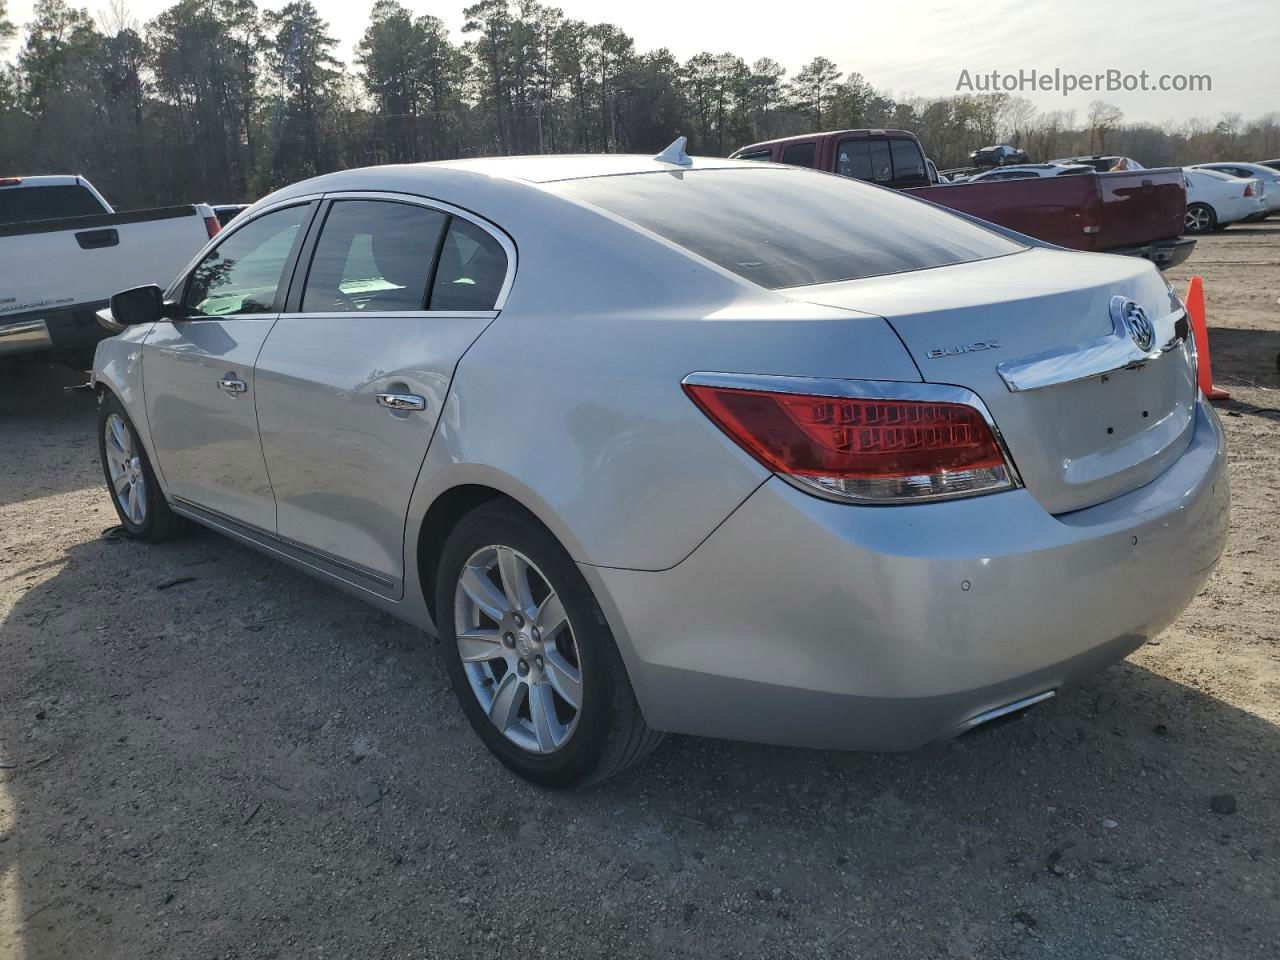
[{"x1": 997, "y1": 300, "x2": 1188, "y2": 393}]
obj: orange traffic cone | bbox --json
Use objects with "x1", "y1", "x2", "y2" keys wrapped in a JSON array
[{"x1": 1185, "y1": 276, "x2": 1230, "y2": 401}]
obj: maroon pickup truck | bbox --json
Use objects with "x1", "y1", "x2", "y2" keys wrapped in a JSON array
[{"x1": 730, "y1": 130, "x2": 1195, "y2": 269}]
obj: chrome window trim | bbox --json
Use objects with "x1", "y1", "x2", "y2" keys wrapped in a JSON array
[
  {"x1": 680, "y1": 371, "x2": 1024, "y2": 502},
  {"x1": 997, "y1": 300, "x2": 1188, "y2": 393},
  {"x1": 317, "y1": 190, "x2": 517, "y2": 312}
]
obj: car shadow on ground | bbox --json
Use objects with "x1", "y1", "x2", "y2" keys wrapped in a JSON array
[
  {"x1": 0, "y1": 362, "x2": 99, "y2": 508},
  {"x1": 2, "y1": 523, "x2": 1276, "y2": 959}
]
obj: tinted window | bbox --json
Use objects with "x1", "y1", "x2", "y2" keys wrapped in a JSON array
[
  {"x1": 302, "y1": 200, "x2": 446, "y2": 313},
  {"x1": 836, "y1": 140, "x2": 873, "y2": 180},
  {"x1": 428, "y1": 218, "x2": 508, "y2": 311},
  {"x1": 185, "y1": 204, "x2": 310, "y2": 316},
  {"x1": 0, "y1": 184, "x2": 107, "y2": 225},
  {"x1": 555, "y1": 168, "x2": 1024, "y2": 289},
  {"x1": 781, "y1": 142, "x2": 817, "y2": 168},
  {"x1": 889, "y1": 139, "x2": 927, "y2": 183}
]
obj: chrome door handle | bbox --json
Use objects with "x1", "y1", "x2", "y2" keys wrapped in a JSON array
[
  {"x1": 217, "y1": 376, "x2": 247, "y2": 395},
  {"x1": 376, "y1": 392, "x2": 426, "y2": 411}
]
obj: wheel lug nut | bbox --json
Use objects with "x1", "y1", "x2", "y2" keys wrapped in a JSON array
[
  {"x1": 512, "y1": 613, "x2": 524, "y2": 628},
  {"x1": 534, "y1": 655, "x2": 544, "y2": 670},
  {"x1": 517, "y1": 659, "x2": 529, "y2": 677},
  {"x1": 531, "y1": 628, "x2": 540, "y2": 643},
  {"x1": 502, "y1": 632, "x2": 515, "y2": 648}
]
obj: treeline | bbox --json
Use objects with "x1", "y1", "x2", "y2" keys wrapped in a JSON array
[{"x1": 2, "y1": 0, "x2": 1278, "y2": 209}]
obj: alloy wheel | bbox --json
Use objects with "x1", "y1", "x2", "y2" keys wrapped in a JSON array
[
  {"x1": 103, "y1": 413, "x2": 147, "y2": 525},
  {"x1": 1185, "y1": 205, "x2": 1212, "y2": 233},
  {"x1": 453, "y1": 545, "x2": 584, "y2": 754}
]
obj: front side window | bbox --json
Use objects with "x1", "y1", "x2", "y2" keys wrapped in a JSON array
[
  {"x1": 428, "y1": 218, "x2": 508, "y2": 311},
  {"x1": 781, "y1": 142, "x2": 817, "y2": 168},
  {"x1": 554, "y1": 167, "x2": 1025, "y2": 289},
  {"x1": 185, "y1": 204, "x2": 310, "y2": 316},
  {"x1": 302, "y1": 200, "x2": 447, "y2": 313}
]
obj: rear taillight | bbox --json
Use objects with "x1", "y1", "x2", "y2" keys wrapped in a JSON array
[
  {"x1": 0, "y1": 177, "x2": 21, "y2": 187},
  {"x1": 684, "y1": 380, "x2": 1016, "y2": 503},
  {"x1": 203, "y1": 215, "x2": 221, "y2": 238},
  {"x1": 1243, "y1": 183, "x2": 1255, "y2": 197}
]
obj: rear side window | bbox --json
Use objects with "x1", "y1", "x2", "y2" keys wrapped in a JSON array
[
  {"x1": 837, "y1": 138, "x2": 923, "y2": 185},
  {"x1": 429, "y1": 218, "x2": 508, "y2": 311},
  {"x1": 302, "y1": 200, "x2": 447, "y2": 312},
  {"x1": 555, "y1": 168, "x2": 1024, "y2": 289},
  {"x1": 781, "y1": 142, "x2": 817, "y2": 168},
  {"x1": 889, "y1": 139, "x2": 927, "y2": 185},
  {"x1": 0, "y1": 185, "x2": 107, "y2": 225},
  {"x1": 185, "y1": 204, "x2": 311, "y2": 316}
]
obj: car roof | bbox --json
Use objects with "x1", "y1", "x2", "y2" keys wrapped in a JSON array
[
  {"x1": 253, "y1": 154, "x2": 800, "y2": 224},
  {"x1": 427, "y1": 153, "x2": 756, "y2": 183},
  {"x1": 733, "y1": 129, "x2": 919, "y2": 154},
  {"x1": 0, "y1": 174, "x2": 85, "y2": 188}
]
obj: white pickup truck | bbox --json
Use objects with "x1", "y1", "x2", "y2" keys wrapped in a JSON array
[{"x1": 0, "y1": 175, "x2": 221, "y2": 365}]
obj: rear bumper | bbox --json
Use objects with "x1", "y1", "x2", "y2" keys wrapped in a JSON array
[
  {"x1": 590, "y1": 399, "x2": 1229, "y2": 750},
  {"x1": 0, "y1": 318, "x2": 53, "y2": 356},
  {"x1": 1110, "y1": 236, "x2": 1196, "y2": 270},
  {"x1": 0, "y1": 302, "x2": 109, "y2": 360}
]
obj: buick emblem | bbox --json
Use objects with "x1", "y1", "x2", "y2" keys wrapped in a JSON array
[{"x1": 1113, "y1": 297, "x2": 1154, "y2": 351}]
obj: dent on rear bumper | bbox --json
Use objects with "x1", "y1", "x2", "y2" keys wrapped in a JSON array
[{"x1": 587, "y1": 400, "x2": 1229, "y2": 751}]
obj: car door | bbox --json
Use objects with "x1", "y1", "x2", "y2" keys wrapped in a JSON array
[
  {"x1": 252, "y1": 194, "x2": 513, "y2": 598},
  {"x1": 143, "y1": 201, "x2": 316, "y2": 532}
]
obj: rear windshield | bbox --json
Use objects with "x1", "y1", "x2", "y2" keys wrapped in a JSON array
[
  {"x1": 554, "y1": 167, "x2": 1024, "y2": 289},
  {"x1": 0, "y1": 184, "x2": 107, "y2": 225}
]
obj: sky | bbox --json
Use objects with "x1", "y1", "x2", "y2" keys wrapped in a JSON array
[{"x1": 7, "y1": 0, "x2": 1278, "y2": 126}]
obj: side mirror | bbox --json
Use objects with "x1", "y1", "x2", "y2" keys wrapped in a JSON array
[{"x1": 109, "y1": 284, "x2": 166, "y2": 327}]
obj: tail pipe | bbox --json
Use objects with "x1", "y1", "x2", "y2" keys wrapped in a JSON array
[{"x1": 949, "y1": 690, "x2": 1056, "y2": 740}]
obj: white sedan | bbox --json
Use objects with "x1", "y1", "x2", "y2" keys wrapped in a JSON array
[
  {"x1": 1190, "y1": 162, "x2": 1280, "y2": 216},
  {"x1": 1183, "y1": 168, "x2": 1268, "y2": 232}
]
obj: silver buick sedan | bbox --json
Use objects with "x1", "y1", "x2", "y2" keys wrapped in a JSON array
[{"x1": 92, "y1": 144, "x2": 1230, "y2": 785}]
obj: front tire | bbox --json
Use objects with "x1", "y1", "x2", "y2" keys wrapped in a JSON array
[
  {"x1": 98, "y1": 392, "x2": 185, "y2": 542},
  {"x1": 435, "y1": 501, "x2": 662, "y2": 787}
]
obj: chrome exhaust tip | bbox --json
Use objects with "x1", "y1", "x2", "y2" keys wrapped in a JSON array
[{"x1": 951, "y1": 690, "x2": 1056, "y2": 739}]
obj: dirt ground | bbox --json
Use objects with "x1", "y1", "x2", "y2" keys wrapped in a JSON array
[{"x1": 2, "y1": 223, "x2": 1278, "y2": 960}]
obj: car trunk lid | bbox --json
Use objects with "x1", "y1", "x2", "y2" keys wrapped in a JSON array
[{"x1": 782, "y1": 248, "x2": 1198, "y2": 515}]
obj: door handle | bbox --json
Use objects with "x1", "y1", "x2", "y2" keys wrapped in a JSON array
[
  {"x1": 376, "y1": 392, "x2": 426, "y2": 411},
  {"x1": 217, "y1": 376, "x2": 247, "y2": 396}
]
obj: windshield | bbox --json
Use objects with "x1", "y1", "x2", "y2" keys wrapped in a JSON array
[{"x1": 553, "y1": 167, "x2": 1024, "y2": 289}]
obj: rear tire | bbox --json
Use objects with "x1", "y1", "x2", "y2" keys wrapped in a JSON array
[
  {"x1": 1185, "y1": 202, "x2": 1217, "y2": 234},
  {"x1": 435, "y1": 501, "x2": 663, "y2": 787},
  {"x1": 98, "y1": 392, "x2": 185, "y2": 542}
]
